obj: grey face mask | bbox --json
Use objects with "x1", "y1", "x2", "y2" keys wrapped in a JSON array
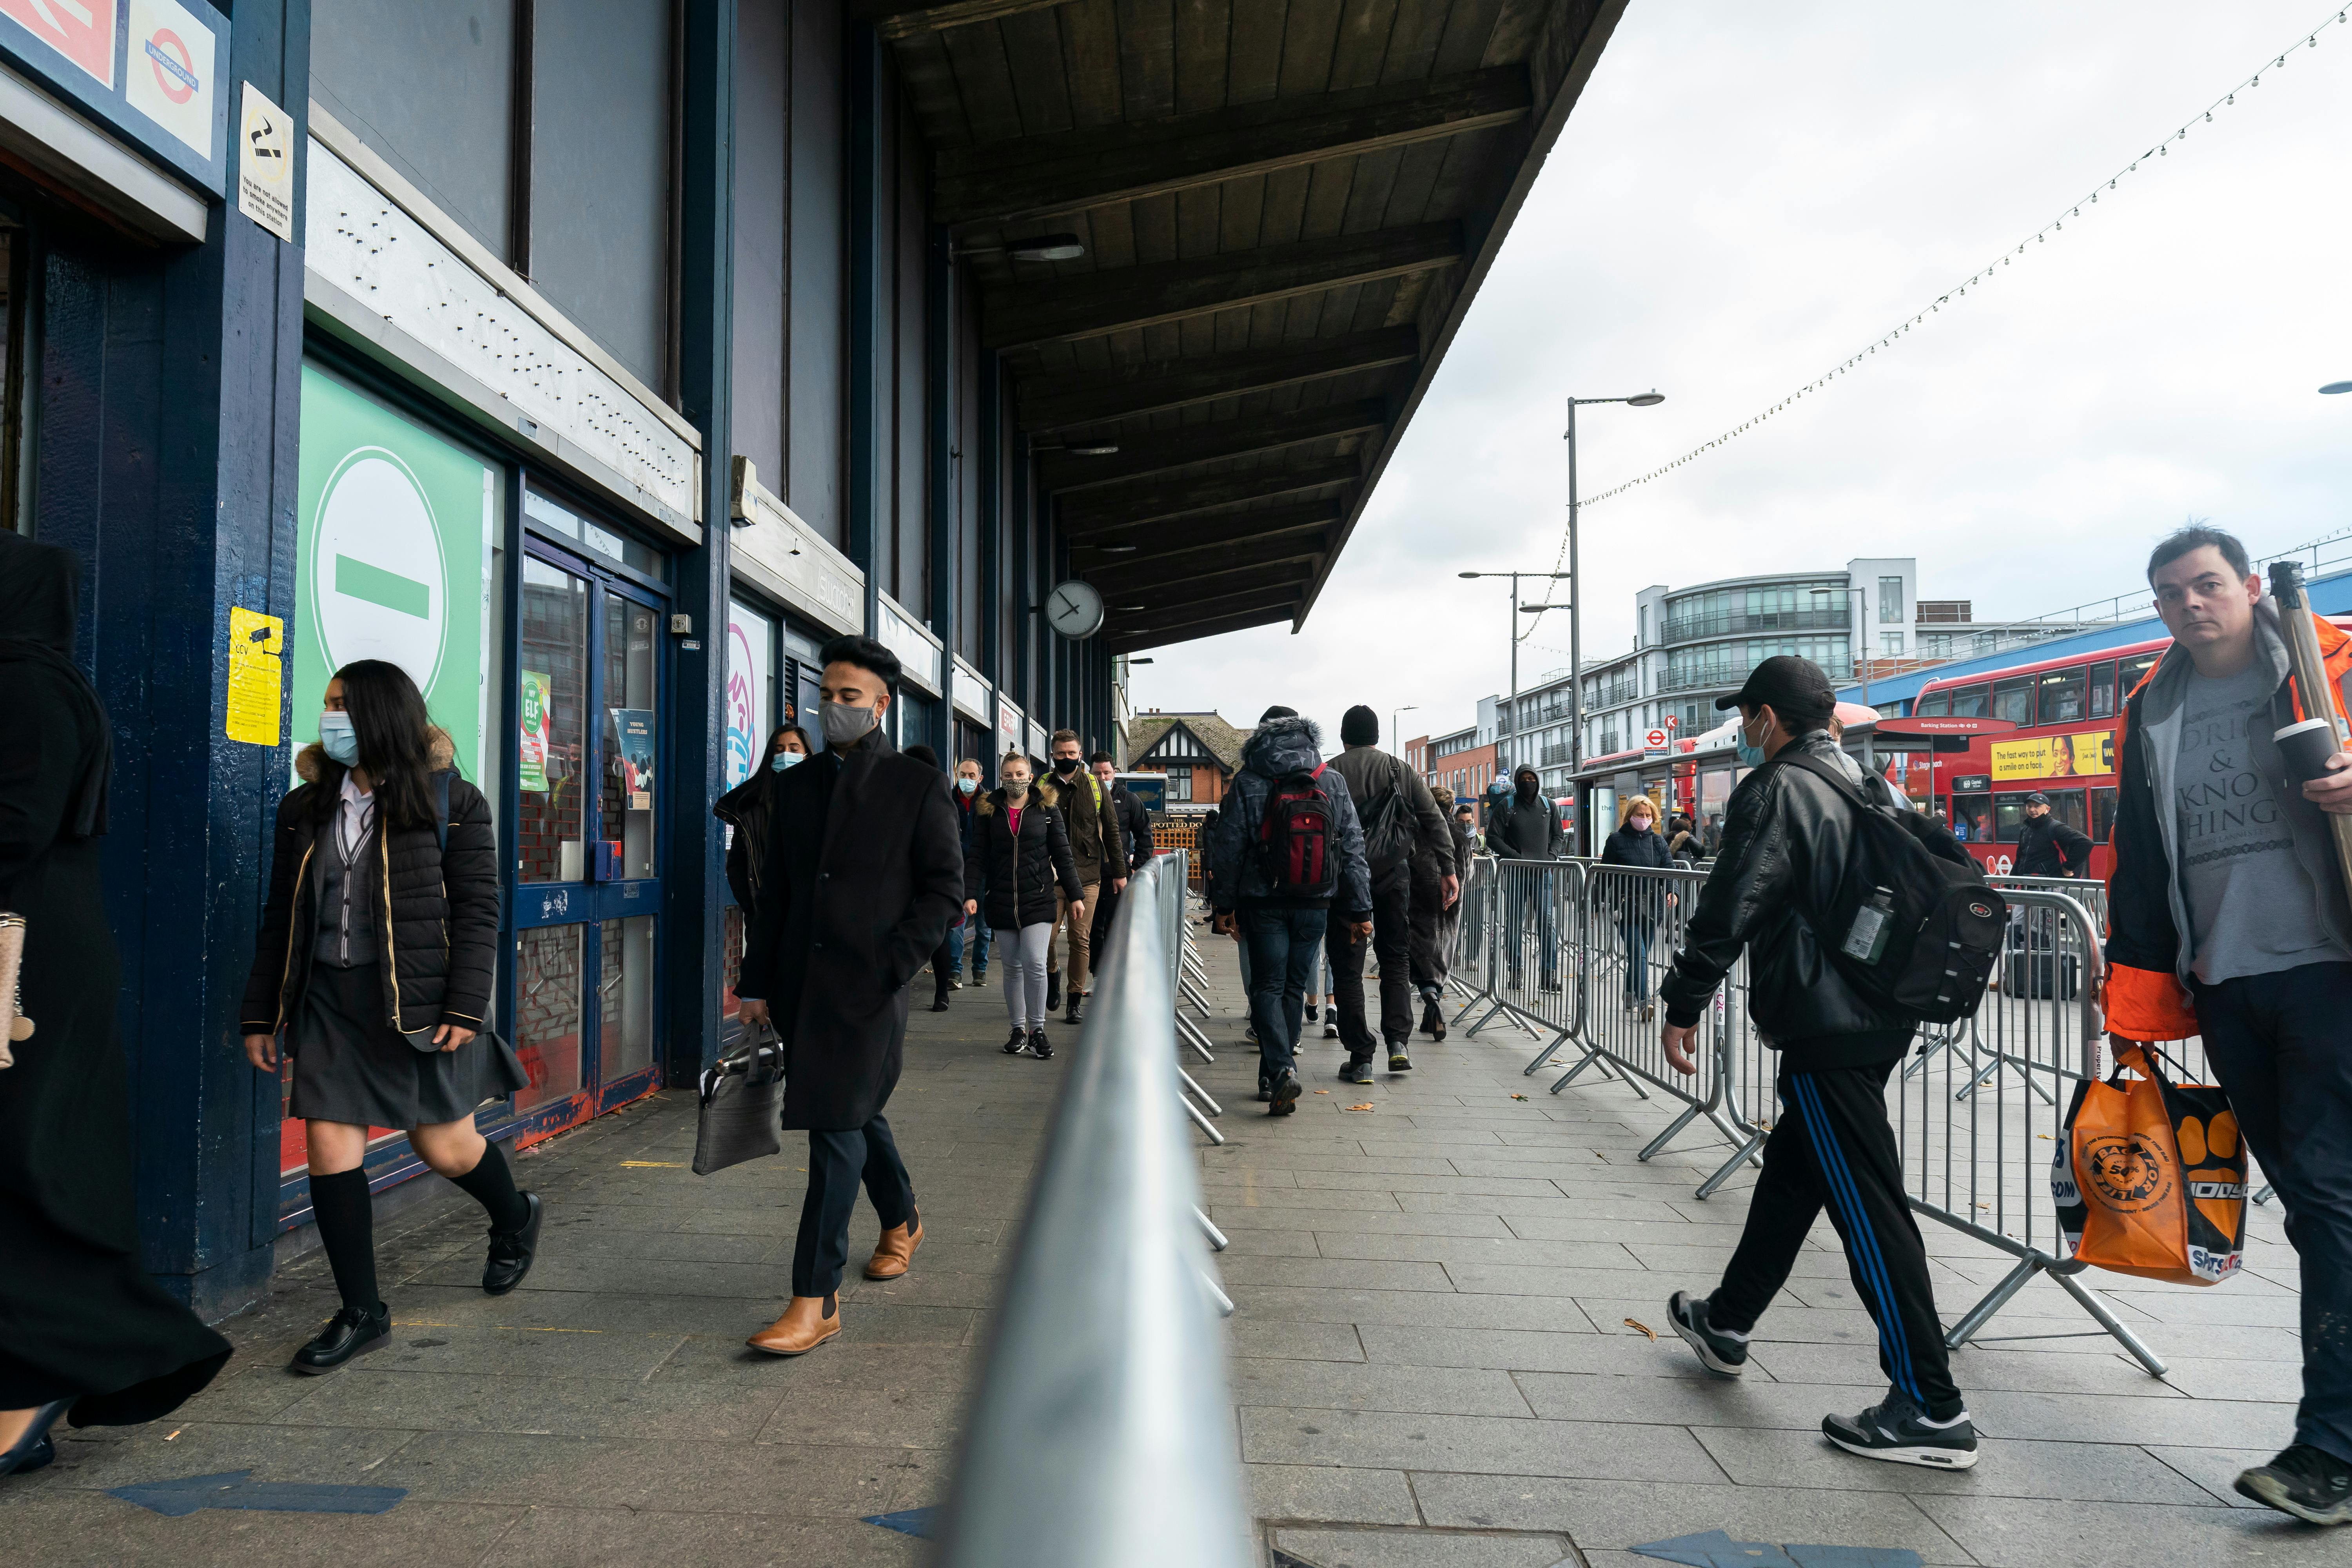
[{"x1": 820, "y1": 700, "x2": 878, "y2": 746}]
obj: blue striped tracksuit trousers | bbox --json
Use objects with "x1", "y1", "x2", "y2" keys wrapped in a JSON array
[{"x1": 1708, "y1": 1057, "x2": 1962, "y2": 1416}]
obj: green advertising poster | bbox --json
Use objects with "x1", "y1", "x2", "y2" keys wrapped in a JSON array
[
  {"x1": 294, "y1": 367, "x2": 494, "y2": 782},
  {"x1": 518, "y1": 671, "x2": 551, "y2": 792}
]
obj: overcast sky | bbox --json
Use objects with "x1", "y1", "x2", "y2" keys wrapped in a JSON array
[{"x1": 1122, "y1": 0, "x2": 2352, "y2": 753}]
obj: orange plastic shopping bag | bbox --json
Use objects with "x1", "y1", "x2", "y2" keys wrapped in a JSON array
[{"x1": 2050, "y1": 1043, "x2": 2246, "y2": 1285}]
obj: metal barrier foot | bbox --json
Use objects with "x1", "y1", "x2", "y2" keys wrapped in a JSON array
[
  {"x1": 1194, "y1": 1207, "x2": 1228, "y2": 1252},
  {"x1": 2047, "y1": 1267, "x2": 2168, "y2": 1376},
  {"x1": 1176, "y1": 1014, "x2": 1218, "y2": 1063},
  {"x1": 1635, "y1": 1102, "x2": 1705, "y2": 1161},
  {"x1": 1179, "y1": 1092, "x2": 1226, "y2": 1146},
  {"x1": 1694, "y1": 1130, "x2": 1766, "y2": 1200},
  {"x1": 1522, "y1": 1029, "x2": 1573, "y2": 1077},
  {"x1": 1197, "y1": 1267, "x2": 1236, "y2": 1318},
  {"x1": 1178, "y1": 1066, "x2": 1223, "y2": 1117}
]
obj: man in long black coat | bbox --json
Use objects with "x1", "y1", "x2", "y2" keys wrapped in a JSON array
[{"x1": 735, "y1": 635, "x2": 963, "y2": 1357}]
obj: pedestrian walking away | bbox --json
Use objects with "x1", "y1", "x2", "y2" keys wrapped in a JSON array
[
  {"x1": 1600, "y1": 794, "x2": 1675, "y2": 1018},
  {"x1": 902, "y1": 744, "x2": 963, "y2": 1012},
  {"x1": 964, "y1": 754, "x2": 1084, "y2": 1060},
  {"x1": 240, "y1": 660, "x2": 537, "y2": 1376},
  {"x1": 1203, "y1": 709, "x2": 1373, "y2": 1113},
  {"x1": 1042, "y1": 730, "x2": 1129, "y2": 1026},
  {"x1": 1087, "y1": 751, "x2": 1154, "y2": 955},
  {"x1": 734, "y1": 636, "x2": 964, "y2": 1358},
  {"x1": 2103, "y1": 526, "x2": 2352, "y2": 1525},
  {"x1": 1488, "y1": 763, "x2": 1567, "y2": 991},
  {"x1": 1327, "y1": 705, "x2": 1456, "y2": 1077},
  {"x1": 1654, "y1": 654, "x2": 1981, "y2": 1472},
  {"x1": 949, "y1": 757, "x2": 993, "y2": 985},
  {"x1": 1408, "y1": 785, "x2": 1466, "y2": 1041},
  {"x1": 2012, "y1": 790, "x2": 2092, "y2": 877},
  {"x1": 0, "y1": 534, "x2": 231, "y2": 1474}
]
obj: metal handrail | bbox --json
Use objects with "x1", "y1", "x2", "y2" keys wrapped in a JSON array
[{"x1": 934, "y1": 852, "x2": 1249, "y2": 1568}]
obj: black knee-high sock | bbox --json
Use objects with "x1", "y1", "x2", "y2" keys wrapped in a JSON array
[
  {"x1": 308, "y1": 1167, "x2": 380, "y2": 1314},
  {"x1": 451, "y1": 1140, "x2": 530, "y2": 1233}
]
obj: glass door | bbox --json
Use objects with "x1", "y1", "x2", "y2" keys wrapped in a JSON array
[{"x1": 512, "y1": 540, "x2": 666, "y2": 1132}]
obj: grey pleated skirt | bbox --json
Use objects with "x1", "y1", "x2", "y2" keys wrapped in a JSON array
[{"x1": 288, "y1": 962, "x2": 529, "y2": 1129}]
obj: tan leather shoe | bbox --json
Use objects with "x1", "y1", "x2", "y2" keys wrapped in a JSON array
[
  {"x1": 747, "y1": 1293, "x2": 840, "y2": 1356},
  {"x1": 864, "y1": 1210, "x2": 923, "y2": 1280}
]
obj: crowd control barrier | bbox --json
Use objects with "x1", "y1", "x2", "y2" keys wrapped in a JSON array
[
  {"x1": 934, "y1": 851, "x2": 1250, "y2": 1567},
  {"x1": 1447, "y1": 855, "x2": 2176, "y2": 1375}
]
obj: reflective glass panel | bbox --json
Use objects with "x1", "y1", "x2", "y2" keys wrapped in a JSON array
[
  {"x1": 514, "y1": 923, "x2": 585, "y2": 1111},
  {"x1": 599, "y1": 915, "x2": 656, "y2": 1080},
  {"x1": 519, "y1": 558, "x2": 588, "y2": 883}
]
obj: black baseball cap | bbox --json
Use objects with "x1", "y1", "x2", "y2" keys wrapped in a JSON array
[
  {"x1": 2023, "y1": 790, "x2": 2049, "y2": 805},
  {"x1": 1715, "y1": 654, "x2": 1837, "y2": 725}
]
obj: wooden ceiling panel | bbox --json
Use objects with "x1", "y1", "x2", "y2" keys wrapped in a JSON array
[
  {"x1": 878, "y1": 0, "x2": 1630, "y2": 638},
  {"x1": 1107, "y1": 601, "x2": 1302, "y2": 653}
]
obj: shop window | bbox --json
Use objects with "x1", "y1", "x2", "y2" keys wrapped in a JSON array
[
  {"x1": 1950, "y1": 791, "x2": 1993, "y2": 843},
  {"x1": 601, "y1": 593, "x2": 659, "y2": 882},
  {"x1": 2088, "y1": 661, "x2": 2118, "y2": 719},
  {"x1": 2037, "y1": 666, "x2": 2087, "y2": 724},
  {"x1": 1946, "y1": 683, "x2": 1989, "y2": 718},
  {"x1": 519, "y1": 558, "x2": 589, "y2": 883},
  {"x1": 1991, "y1": 677, "x2": 2034, "y2": 725},
  {"x1": 2091, "y1": 786, "x2": 2118, "y2": 843},
  {"x1": 725, "y1": 598, "x2": 777, "y2": 789},
  {"x1": 514, "y1": 924, "x2": 585, "y2": 1112},
  {"x1": 599, "y1": 916, "x2": 657, "y2": 1081}
]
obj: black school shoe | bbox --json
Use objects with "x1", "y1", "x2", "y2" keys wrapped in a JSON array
[
  {"x1": 2236, "y1": 1444, "x2": 2352, "y2": 1525},
  {"x1": 1256, "y1": 1076, "x2": 1273, "y2": 1103},
  {"x1": 290, "y1": 1303, "x2": 392, "y2": 1374},
  {"x1": 1267, "y1": 1069, "x2": 1301, "y2": 1116},
  {"x1": 1822, "y1": 1387, "x2": 1978, "y2": 1470},
  {"x1": 483, "y1": 1192, "x2": 544, "y2": 1295},
  {"x1": 1667, "y1": 1290, "x2": 1747, "y2": 1377},
  {"x1": 0, "y1": 1400, "x2": 67, "y2": 1476},
  {"x1": 1027, "y1": 1029, "x2": 1054, "y2": 1061}
]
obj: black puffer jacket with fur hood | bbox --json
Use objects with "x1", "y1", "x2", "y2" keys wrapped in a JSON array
[
  {"x1": 239, "y1": 727, "x2": 499, "y2": 1038},
  {"x1": 962, "y1": 781, "x2": 1083, "y2": 931}
]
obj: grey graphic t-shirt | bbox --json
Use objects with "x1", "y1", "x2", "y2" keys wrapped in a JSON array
[{"x1": 2174, "y1": 660, "x2": 2350, "y2": 984}]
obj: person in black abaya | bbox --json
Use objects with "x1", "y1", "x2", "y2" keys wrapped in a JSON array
[{"x1": 0, "y1": 532, "x2": 231, "y2": 1476}]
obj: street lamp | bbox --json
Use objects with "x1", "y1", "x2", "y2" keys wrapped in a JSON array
[
  {"x1": 1459, "y1": 570, "x2": 1573, "y2": 772},
  {"x1": 1563, "y1": 391, "x2": 1665, "y2": 836},
  {"x1": 1391, "y1": 704, "x2": 1418, "y2": 762},
  {"x1": 2321, "y1": 381, "x2": 2352, "y2": 394}
]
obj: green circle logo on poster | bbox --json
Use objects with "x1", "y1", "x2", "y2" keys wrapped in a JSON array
[{"x1": 308, "y1": 446, "x2": 448, "y2": 693}]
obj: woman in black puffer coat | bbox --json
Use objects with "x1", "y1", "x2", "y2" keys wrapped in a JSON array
[
  {"x1": 962, "y1": 754, "x2": 1082, "y2": 1058},
  {"x1": 1600, "y1": 795, "x2": 1675, "y2": 1016},
  {"x1": 240, "y1": 661, "x2": 534, "y2": 1378}
]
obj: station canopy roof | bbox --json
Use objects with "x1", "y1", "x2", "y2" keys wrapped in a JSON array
[{"x1": 875, "y1": 0, "x2": 1630, "y2": 652}]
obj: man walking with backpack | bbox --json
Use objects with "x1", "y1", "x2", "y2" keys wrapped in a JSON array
[
  {"x1": 1205, "y1": 709, "x2": 1374, "y2": 1115},
  {"x1": 2105, "y1": 527, "x2": 2352, "y2": 1525},
  {"x1": 1327, "y1": 706, "x2": 1457, "y2": 1082},
  {"x1": 1653, "y1": 656, "x2": 1984, "y2": 1471}
]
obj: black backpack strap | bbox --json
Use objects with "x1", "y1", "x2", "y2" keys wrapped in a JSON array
[{"x1": 1777, "y1": 748, "x2": 1877, "y2": 815}]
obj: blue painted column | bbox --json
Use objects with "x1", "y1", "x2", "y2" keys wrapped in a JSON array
[
  {"x1": 846, "y1": 22, "x2": 882, "y2": 637},
  {"x1": 664, "y1": 0, "x2": 735, "y2": 1087},
  {"x1": 33, "y1": 0, "x2": 313, "y2": 1319},
  {"x1": 925, "y1": 223, "x2": 955, "y2": 758}
]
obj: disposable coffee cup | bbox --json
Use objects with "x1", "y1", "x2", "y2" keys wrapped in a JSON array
[{"x1": 2274, "y1": 717, "x2": 2340, "y2": 785}]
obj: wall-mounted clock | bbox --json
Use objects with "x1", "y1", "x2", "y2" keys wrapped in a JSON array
[{"x1": 1043, "y1": 579, "x2": 1105, "y2": 640}]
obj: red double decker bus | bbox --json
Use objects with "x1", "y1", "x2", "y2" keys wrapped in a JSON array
[{"x1": 1911, "y1": 619, "x2": 2352, "y2": 877}]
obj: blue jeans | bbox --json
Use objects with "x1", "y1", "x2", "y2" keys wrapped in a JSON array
[
  {"x1": 1505, "y1": 875, "x2": 1559, "y2": 987},
  {"x1": 2192, "y1": 960, "x2": 2352, "y2": 1464},
  {"x1": 946, "y1": 919, "x2": 990, "y2": 977},
  {"x1": 1242, "y1": 904, "x2": 1328, "y2": 1083},
  {"x1": 1619, "y1": 918, "x2": 1651, "y2": 1000}
]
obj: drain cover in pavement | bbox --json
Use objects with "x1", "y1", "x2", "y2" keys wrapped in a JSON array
[{"x1": 1632, "y1": 1533, "x2": 1922, "y2": 1568}]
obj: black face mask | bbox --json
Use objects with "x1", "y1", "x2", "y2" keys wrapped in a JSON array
[
  {"x1": 1514, "y1": 777, "x2": 1538, "y2": 803},
  {"x1": 1053, "y1": 757, "x2": 1080, "y2": 776}
]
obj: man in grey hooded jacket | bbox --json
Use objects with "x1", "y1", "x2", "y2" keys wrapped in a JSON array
[{"x1": 1205, "y1": 710, "x2": 1374, "y2": 1115}]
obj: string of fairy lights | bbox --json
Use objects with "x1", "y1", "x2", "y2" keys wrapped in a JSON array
[{"x1": 1531, "y1": 1, "x2": 2350, "y2": 600}]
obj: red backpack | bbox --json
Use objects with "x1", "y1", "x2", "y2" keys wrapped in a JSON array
[{"x1": 1256, "y1": 764, "x2": 1338, "y2": 898}]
